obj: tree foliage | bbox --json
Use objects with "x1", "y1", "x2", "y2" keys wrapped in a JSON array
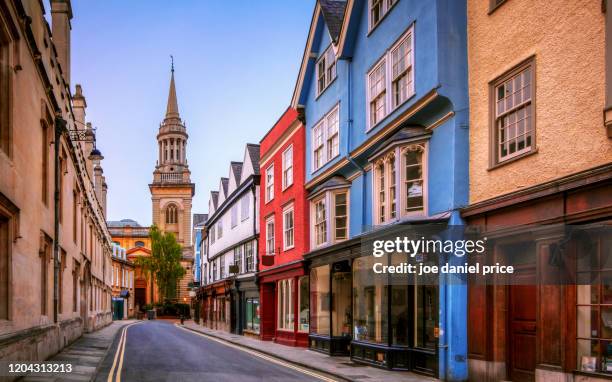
[{"x1": 135, "y1": 225, "x2": 185, "y2": 302}]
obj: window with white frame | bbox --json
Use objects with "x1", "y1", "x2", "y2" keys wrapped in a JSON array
[
  {"x1": 367, "y1": 27, "x2": 414, "y2": 131},
  {"x1": 282, "y1": 146, "x2": 293, "y2": 189},
  {"x1": 313, "y1": 197, "x2": 327, "y2": 247},
  {"x1": 220, "y1": 255, "x2": 225, "y2": 279},
  {"x1": 210, "y1": 225, "x2": 216, "y2": 244},
  {"x1": 245, "y1": 241, "x2": 254, "y2": 272},
  {"x1": 265, "y1": 164, "x2": 274, "y2": 202},
  {"x1": 373, "y1": 142, "x2": 426, "y2": 224},
  {"x1": 369, "y1": 0, "x2": 397, "y2": 31},
  {"x1": 266, "y1": 216, "x2": 275, "y2": 255},
  {"x1": 277, "y1": 279, "x2": 294, "y2": 330},
  {"x1": 283, "y1": 204, "x2": 294, "y2": 250},
  {"x1": 234, "y1": 245, "x2": 243, "y2": 273},
  {"x1": 493, "y1": 59, "x2": 534, "y2": 163},
  {"x1": 241, "y1": 194, "x2": 250, "y2": 221},
  {"x1": 231, "y1": 205, "x2": 238, "y2": 228},
  {"x1": 316, "y1": 45, "x2": 337, "y2": 95},
  {"x1": 311, "y1": 189, "x2": 349, "y2": 248},
  {"x1": 311, "y1": 105, "x2": 340, "y2": 172},
  {"x1": 216, "y1": 221, "x2": 223, "y2": 239}
]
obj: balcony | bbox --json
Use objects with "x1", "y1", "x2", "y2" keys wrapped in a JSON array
[{"x1": 159, "y1": 172, "x2": 183, "y2": 183}]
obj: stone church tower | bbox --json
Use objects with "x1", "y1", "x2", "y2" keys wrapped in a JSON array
[{"x1": 149, "y1": 65, "x2": 195, "y2": 301}]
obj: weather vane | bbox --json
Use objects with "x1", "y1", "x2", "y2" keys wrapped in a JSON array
[{"x1": 170, "y1": 54, "x2": 174, "y2": 73}]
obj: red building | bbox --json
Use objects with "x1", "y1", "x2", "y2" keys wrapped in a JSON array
[{"x1": 258, "y1": 107, "x2": 310, "y2": 347}]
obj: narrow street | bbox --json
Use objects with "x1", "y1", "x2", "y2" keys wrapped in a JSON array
[{"x1": 95, "y1": 321, "x2": 337, "y2": 382}]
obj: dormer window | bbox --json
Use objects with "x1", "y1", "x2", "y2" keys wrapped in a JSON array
[
  {"x1": 369, "y1": 0, "x2": 397, "y2": 32},
  {"x1": 316, "y1": 45, "x2": 337, "y2": 95}
]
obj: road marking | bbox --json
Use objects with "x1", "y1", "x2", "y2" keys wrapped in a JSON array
[
  {"x1": 175, "y1": 324, "x2": 340, "y2": 382},
  {"x1": 107, "y1": 322, "x2": 141, "y2": 382}
]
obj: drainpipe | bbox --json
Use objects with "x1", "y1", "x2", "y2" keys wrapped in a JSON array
[
  {"x1": 53, "y1": 116, "x2": 67, "y2": 323},
  {"x1": 339, "y1": 57, "x2": 368, "y2": 229}
]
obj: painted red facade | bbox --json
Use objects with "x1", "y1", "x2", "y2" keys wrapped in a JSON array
[{"x1": 258, "y1": 107, "x2": 310, "y2": 346}]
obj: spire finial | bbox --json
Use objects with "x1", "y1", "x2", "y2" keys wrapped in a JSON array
[{"x1": 170, "y1": 55, "x2": 174, "y2": 73}]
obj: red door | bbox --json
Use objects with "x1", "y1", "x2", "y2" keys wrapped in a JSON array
[{"x1": 508, "y1": 266, "x2": 537, "y2": 382}]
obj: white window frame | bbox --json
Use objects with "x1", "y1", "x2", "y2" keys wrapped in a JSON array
[
  {"x1": 277, "y1": 279, "x2": 294, "y2": 330},
  {"x1": 241, "y1": 194, "x2": 250, "y2": 221},
  {"x1": 245, "y1": 241, "x2": 254, "y2": 272},
  {"x1": 311, "y1": 104, "x2": 340, "y2": 173},
  {"x1": 316, "y1": 44, "x2": 337, "y2": 96},
  {"x1": 283, "y1": 204, "x2": 295, "y2": 250},
  {"x1": 372, "y1": 142, "x2": 428, "y2": 224},
  {"x1": 265, "y1": 164, "x2": 274, "y2": 203},
  {"x1": 282, "y1": 145, "x2": 294, "y2": 190},
  {"x1": 368, "y1": 0, "x2": 398, "y2": 32},
  {"x1": 230, "y1": 205, "x2": 238, "y2": 228},
  {"x1": 366, "y1": 25, "x2": 415, "y2": 131},
  {"x1": 265, "y1": 216, "x2": 275, "y2": 256},
  {"x1": 216, "y1": 220, "x2": 223, "y2": 239},
  {"x1": 210, "y1": 225, "x2": 216, "y2": 244},
  {"x1": 310, "y1": 188, "x2": 350, "y2": 249}
]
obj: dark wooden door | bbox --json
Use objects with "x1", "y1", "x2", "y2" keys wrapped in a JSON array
[{"x1": 508, "y1": 266, "x2": 537, "y2": 382}]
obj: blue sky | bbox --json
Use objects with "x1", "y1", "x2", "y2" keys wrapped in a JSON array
[{"x1": 67, "y1": 1, "x2": 314, "y2": 225}]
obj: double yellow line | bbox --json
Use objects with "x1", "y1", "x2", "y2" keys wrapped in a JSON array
[
  {"x1": 174, "y1": 324, "x2": 339, "y2": 382},
  {"x1": 107, "y1": 322, "x2": 140, "y2": 382}
]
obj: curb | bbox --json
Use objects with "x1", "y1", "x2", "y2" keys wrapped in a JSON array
[{"x1": 179, "y1": 324, "x2": 354, "y2": 382}]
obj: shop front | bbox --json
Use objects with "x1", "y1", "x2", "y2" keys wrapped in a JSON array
[
  {"x1": 306, "y1": 234, "x2": 441, "y2": 375},
  {"x1": 258, "y1": 260, "x2": 309, "y2": 347},
  {"x1": 197, "y1": 280, "x2": 232, "y2": 333},
  {"x1": 231, "y1": 275, "x2": 260, "y2": 338},
  {"x1": 463, "y1": 164, "x2": 612, "y2": 382}
]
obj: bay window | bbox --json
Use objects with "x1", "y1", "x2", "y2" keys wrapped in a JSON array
[
  {"x1": 311, "y1": 105, "x2": 340, "y2": 172},
  {"x1": 366, "y1": 26, "x2": 414, "y2": 131},
  {"x1": 266, "y1": 217, "x2": 275, "y2": 255},
  {"x1": 311, "y1": 188, "x2": 350, "y2": 248},
  {"x1": 373, "y1": 142, "x2": 426, "y2": 224},
  {"x1": 278, "y1": 279, "x2": 294, "y2": 330},
  {"x1": 283, "y1": 205, "x2": 294, "y2": 250}
]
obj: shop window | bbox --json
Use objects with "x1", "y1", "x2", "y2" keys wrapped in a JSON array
[
  {"x1": 577, "y1": 234, "x2": 612, "y2": 373},
  {"x1": 246, "y1": 298, "x2": 260, "y2": 333},
  {"x1": 298, "y1": 276, "x2": 309, "y2": 332},
  {"x1": 310, "y1": 265, "x2": 330, "y2": 335},
  {"x1": 353, "y1": 255, "x2": 388, "y2": 344},
  {"x1": 278, "y1": 279, "x2": 294, "y2": 330},
  {"x1": 332, "y1": 266, "x2": 352, "y2": 337}
]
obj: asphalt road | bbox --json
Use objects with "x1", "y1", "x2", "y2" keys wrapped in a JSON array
[{"x1": 95, "y1": 321, "x2": 332, "y2": 382}]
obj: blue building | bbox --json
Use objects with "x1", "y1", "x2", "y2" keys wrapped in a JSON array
[
  {"x1": 292, "y1": 0, "x2": 468, "y2": 379},
  {"x1": 192, "y1": 213, "x2": 208, "y2": 285}
]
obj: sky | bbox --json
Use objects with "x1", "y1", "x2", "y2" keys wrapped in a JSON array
[{"x1": 66, "y1": 1, "x2": 314, "y2": 226}]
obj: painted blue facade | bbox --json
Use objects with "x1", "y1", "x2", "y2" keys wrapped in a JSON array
[
  {"x1": 294, "y1": 0, "x2": 468, "y2": 380},
  {"x1": 193, "y1": 228, "x2": 202, "y2": 283}
]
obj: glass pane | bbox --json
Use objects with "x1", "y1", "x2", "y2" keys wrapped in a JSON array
[
  {"x1": 391, "y1": 253, "x2": 409, "y2": 346},
  {"x1": 353, "y1": 255, "x2": 387, "y2": 344},
  {"x1": 577, "y1": 306, "x2": 599, "y2": 339},
  {"x1": 299, "y1": 276, "x2": 309, "y2": 332},
  {"x1": 602, "y1": 307, "x2": 612, "y2": 339},
  {"x1": 332, "y1": 269, "x2": 352, "y2": 337},
  {"x1": 577, "y1": 274, "x2": 599, "y2": 305},
  {"x1": 603, "y1": 272, "x2": 612, "y2": 304},
  {"x1": 310, "y1": 265, "x2": 330, "y2": 335},
  {"x1": 577, "y1": 339, "x2": 599, "y2": 372},
  {"x1": 415, "y1": 284, "x2": 438, "y2": 349}
]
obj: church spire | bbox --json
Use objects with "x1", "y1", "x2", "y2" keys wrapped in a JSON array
[{"x1": 165, "y1": 56, "x2": 180, "y2": 119}]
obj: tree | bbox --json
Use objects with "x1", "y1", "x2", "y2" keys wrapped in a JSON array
[{"x1": 135, "y1": 225, "x2": 185, "y2": 303}]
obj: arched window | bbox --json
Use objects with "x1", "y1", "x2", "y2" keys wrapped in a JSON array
[
  {"x1": 135, "y1": 241, "x2": 145, "y2": 247},
  {"x1": 166, "y1": 204, "x2": 178, "y2": 224}
]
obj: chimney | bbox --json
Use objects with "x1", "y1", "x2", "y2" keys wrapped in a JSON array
[
  {"x1": 101, "y1": 177, "x2": 108, "y2": 218},
  {"x1": 51, "y1": 0, "x2": 73, "y2": 85}
]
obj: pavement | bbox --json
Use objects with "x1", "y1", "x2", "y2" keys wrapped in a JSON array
[
  {"x1": 20, "y1": 320, "x2": 135, "y2": 382},
  {"x1": 95, "y1": 320, "x2": 335, "y2": 382},
  {"x1": 181, "y1": 320, "x2": 436, "y2": 382}
]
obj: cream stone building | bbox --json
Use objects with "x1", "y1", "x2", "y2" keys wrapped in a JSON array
[
  {"x1": 149, "y1": 67, "x2": 194, "y2": 303},
  {"x1": 463, "y1": 1, "x2": 612, "y2": 381},
  {"x1": 0, "y1": 0, "x2": 113, "y2": 368}
]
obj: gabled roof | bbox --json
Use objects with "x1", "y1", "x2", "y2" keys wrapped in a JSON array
[
  {"x1": 211, "y1": 191, "x2": 219, "y2": 210},
  {"x1": 309, "y1": 175, "x2": 350, "y2": 198},
  {"x1": 220, "y1": 177, "x2": 229, "y2": 197},
  {"x1": 231, "y1": 161, "x2": 243, "y2": 186},
  {"x1": 319, "y1": 0, "x2": 347, "y2": 43},
  {"x1": 290, "y1": 0, "x2": 349, "y2": 107},
  {"x1": 246, "y1": 144, "x2": 260, "y2": 175}
]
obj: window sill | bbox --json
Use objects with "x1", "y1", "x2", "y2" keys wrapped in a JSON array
[
  {"x1": 283, "y1": 245, "x2": 295, "y2": 251},
  {"x1": 573, "y1": 370, "x2": 612, "y2": 380},
  {"x1": 311, "y1": 153, "x2": 340, "y2": 176},
  {"x1": 487, "y1": 148, "x2": 538, "y2": 171},
  {"x1": 315, "y1": 76, "x2": 337, "y2": 101},
  {"x1": 366, "y1": 92, "x2": 416, "y2": 134},
  {"x1": 282, "y1": 183, "x2": 293, "y2": 192}
]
